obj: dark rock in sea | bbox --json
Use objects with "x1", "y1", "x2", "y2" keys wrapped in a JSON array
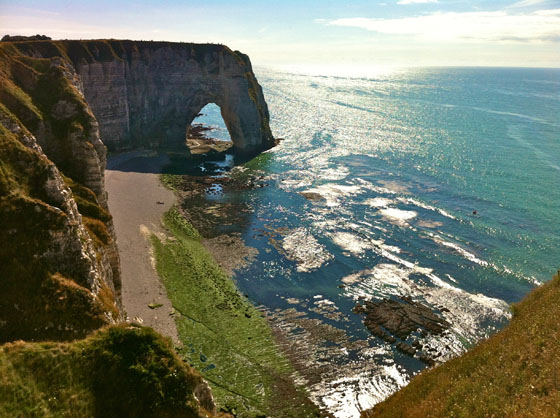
[
  {"x1": 418, "y1": 354, "x2": 436, "y2": 366},
  {"x1": 353, "y1": 297, "x2": 451, "y2": 358},
  {"x1": 396, "y1": 342, "x2": 416, "y2": 356},
  {"x1": 360, "y1": 297, "x2": 450, "y2": 340},
  {"x1": 299, "y1": 191, "x2": 326, "y2": 201}
]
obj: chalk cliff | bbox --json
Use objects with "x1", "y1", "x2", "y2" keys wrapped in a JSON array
[
  {"x1": 14, "y1": 40, "x2": 276, "y2": 155},
  {"x1": 0, "y1": 39, "x2": 276, "y2": 415},
  {"x1": 0, "y1": 39, "x2": 275, "y2": 342},
  {"x1": 0, "y1": 43, "x2": 121, "y2": 342}
]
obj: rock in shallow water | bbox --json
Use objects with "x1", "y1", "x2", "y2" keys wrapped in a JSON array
[
  {"x1": 355, "y1": 296, "x2": 450, "y2": 341},
  {"x1": 354, "y1": 296, "x2": 450, "y2": 365}
]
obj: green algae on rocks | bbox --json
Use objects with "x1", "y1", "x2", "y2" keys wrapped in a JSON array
[{"x1": 151, "y1": 205, "x2": 320, "y2": 417}]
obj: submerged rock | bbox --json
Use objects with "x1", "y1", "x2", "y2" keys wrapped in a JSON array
[
  {"x1": 356, "y1": 297, "x2": 450, "y2": 341},
  {"x1": 354, "y1": 296, "x2": 450, "y2": 364},
  {"x1": 299, "y1": 191, "x2": 326, "y2": 201}
]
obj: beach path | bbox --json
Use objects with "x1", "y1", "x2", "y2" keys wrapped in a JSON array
[{"x1": 105, "y1": 152, "x2": 179, "y2": 343}]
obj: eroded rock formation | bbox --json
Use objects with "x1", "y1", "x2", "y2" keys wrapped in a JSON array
[
  {"x1": 13, "y1": 40, "x2": 276, "y2": 155},
  {"x1": 0, "y1": 39, "x2": 275, "y2": 342},
  {"x1": 0, "y1": 38, "x2": 274, "y2": 415},
  {"x1": 353, "y1": 296, "x2": 450, "y2": 365}
]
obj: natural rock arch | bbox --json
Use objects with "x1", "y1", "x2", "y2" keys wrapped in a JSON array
[
  {"x1": 70, "y1": 41, "x2": 277, "y2": 155},
  {"x1": 183, "y1": 96, "x2": 247, "y2": 150}
]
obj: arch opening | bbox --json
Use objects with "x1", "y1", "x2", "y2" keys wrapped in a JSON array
[{"x1": 186, "y1": 103, "x2": 233, "y2": 156}]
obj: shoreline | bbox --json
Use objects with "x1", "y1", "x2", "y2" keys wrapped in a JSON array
[
  {"x1": 105, "y1": 150, "x2": 179, "y2": 343},
  {"x1": 106, "y1": 150, "x2": 319, "y2": 416}
]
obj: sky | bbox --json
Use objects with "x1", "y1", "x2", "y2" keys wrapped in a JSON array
[{"x1": 1, "y1": 0, "x2": 559, "y2": 68}]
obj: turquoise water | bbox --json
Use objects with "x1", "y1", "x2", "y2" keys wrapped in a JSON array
[{"x1": 194, "y1": 67, "x2": 559, "y2": 416}]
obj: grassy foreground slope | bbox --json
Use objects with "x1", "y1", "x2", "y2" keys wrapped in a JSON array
[
  {"x1": 0, "y1": 324, "x2": 213, "y2": 418},
  {"x1": 364, "y1": 271, "x2": 560, "y2": 418}
]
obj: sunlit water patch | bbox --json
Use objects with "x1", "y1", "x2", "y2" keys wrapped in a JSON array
[{"x1": 182, "y1": 67, "x2": 559, "y2": 416}]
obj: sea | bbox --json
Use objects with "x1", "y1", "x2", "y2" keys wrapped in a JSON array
[{"x1": 193, "y1": 66, "x2": 560, "y2": 417}]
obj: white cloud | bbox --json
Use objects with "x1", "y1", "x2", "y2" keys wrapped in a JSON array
[
  {"x1": 507, "y1": 0, "x2": 548, "y2": 9},
  {"x1": 327, "y1": 9, "x2": 560, "y2": 43},
  {"x1": 534, "y1": 8, "x2": 560, "y2": 15},
  {"x1": 397, "y1": 0, "x2": 438, "y2": 4}
]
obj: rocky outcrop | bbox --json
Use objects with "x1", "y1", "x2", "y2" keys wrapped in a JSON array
[
  {"x1": 12, "y1": 40, "x2": 276, "y2": 155},
  {"x1": 0, "y1": 38, "x2": 259, "y2": 414},
  {"x1": 0, "y1": 42, "x2": 121, "y2": 341},
  {"x1": 353, "y1": 296, "x2": 450, "y2": 365}
]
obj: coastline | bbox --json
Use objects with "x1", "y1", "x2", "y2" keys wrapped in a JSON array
[
  {"x1": 105, "y1": 151, "x2": 179, "y2": 343},
  {"x1": 106, "y1": 150, "x2": 319, "y2": 416}
]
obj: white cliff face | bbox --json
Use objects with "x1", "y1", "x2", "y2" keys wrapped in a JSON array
[
  {"x1": 73, "y1": 41, "x2": 275, "y2": 155},
  {"x1": 33, "y1": 58, "x2": 122, "y2": 297},
  {"x1": 0, "y1": 39, "x2": 274, "y2": 341}
]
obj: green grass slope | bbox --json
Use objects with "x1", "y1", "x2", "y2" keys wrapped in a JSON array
[
  {"x1": 151, "y1": 207, "x2": 320, "y2": 417},
  {"x1": 0, "y1": 324, "x2": 213, "y2": 418},
  {"x1": 363, "y1": 271, "x2": 560, "y2": 418}
]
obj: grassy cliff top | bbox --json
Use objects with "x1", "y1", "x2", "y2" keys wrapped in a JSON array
[
  {"x1": 1, "y1": 39, "x2": 247, "y2": 67},
  {"x1": 363, "y1": 270, "x2": 560, "y2": 417}
]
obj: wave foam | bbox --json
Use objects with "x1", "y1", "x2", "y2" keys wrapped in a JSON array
[{"x1": 280, "y1": 227, "x2": 333, "y2": 272}]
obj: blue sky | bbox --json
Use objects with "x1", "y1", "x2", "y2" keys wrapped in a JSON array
[{"x1": 1, "y1": 0, "x2": 559, "y2": 68}]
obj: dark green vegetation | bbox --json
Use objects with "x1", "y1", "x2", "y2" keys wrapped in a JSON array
[
  {"x1": 152, "y1": 205, "x2": 320, "y2": 417},
  {"x1": 0, "y1": 324, "x2": 213, "y2": 418},
  {"x1": 364, "y1": 271, "x2": 560, "y2": 418}
]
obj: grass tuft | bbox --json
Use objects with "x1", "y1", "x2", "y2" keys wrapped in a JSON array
[{"x1": 0, "y1": 324, "x2": 211, "y2": 418}]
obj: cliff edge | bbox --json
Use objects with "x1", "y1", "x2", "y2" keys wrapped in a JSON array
[
  {"x1": 0, "y1": 41, "x2": 121, "y2": 342},
  {"x1": 0, "y1": 38, "x2": 276, "y2": 342}
]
